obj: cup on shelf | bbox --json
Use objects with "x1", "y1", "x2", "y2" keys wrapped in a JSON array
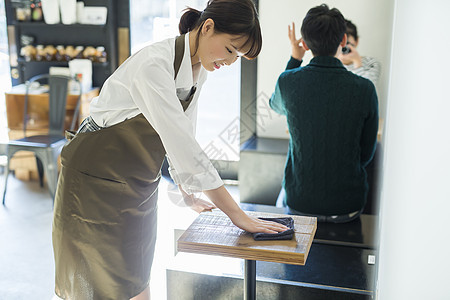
[
  {"x1": 59, "y1": 0, "x2": 77, "y2": 25},
  {"x1": 41, "y1": 0, "x2": 60, "y2": 24},
  {"x1": 76, "y1": 1, "x2": 85, "y2": 23}
]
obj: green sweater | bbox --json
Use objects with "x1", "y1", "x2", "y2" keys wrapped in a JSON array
[{"x1": 270, "y1": 56, "x2": 378, "y2": 215}]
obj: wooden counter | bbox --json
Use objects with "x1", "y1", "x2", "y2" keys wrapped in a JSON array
[
  {"x1": 169, "y1": 203, "x2": 377, "y2": 299},
  {"x1": 5, "y1": 85, "x2": 99, "y2": 131},
  {"x1": 178, "y1": 210, "x2": 316, "y2": 299},
  {"x1": 178, "y1": 210, "x2": 317, "y2": 266}
]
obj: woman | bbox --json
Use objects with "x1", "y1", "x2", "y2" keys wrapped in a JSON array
[{"x1": 52, "y1": 0, "x2": 288, "y2": 299}]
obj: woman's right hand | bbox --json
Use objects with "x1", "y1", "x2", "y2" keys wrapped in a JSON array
[
  {"x1": 288, "y1": 22, "x2": 306, "y2": 61},
  {"x1": 203, "y1": 186, "x2": 289, "y2": 234},
  {"x1": 230, "y1": 210, "x2": 289, "y2": 234}
]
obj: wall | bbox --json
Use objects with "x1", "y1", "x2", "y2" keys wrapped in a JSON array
[
  {"x1": 257, "y1": 0, "x2": 394, "y2": 138},
  {"x1": 377, "y1": 0, "x2": 450, "y2": 298}
]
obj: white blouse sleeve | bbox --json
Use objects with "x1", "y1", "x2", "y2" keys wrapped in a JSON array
[
  {"x1": 166, "y1": 92, "x2": 200, "y2": 187},
  {"x1": 352, "y1": 57, "x2": 381, "y2": 85},
  {"x1": 129, "y1": 57, "x2": 223, "y2": 194}
]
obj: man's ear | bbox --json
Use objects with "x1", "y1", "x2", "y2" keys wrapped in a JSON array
[
  {"x1": 340, "y1": 33, "x2": 347, "y2": 47},
  {"x1": 301, "y1": 39, "x2": 310, "y2": 51},
  {"x1": 201, "y1": 18, "x2": 215, "y2": 35}
]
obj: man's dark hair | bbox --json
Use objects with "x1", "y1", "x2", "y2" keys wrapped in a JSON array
[
  {"x1": 345, "y1": 19, "x2": 358, "y2": 41},
  {"x1": 300, "y1": 4, "x2": 346, "y2": 56}
]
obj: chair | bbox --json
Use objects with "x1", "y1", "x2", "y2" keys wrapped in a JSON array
[{"x1": 2, "y1": 74, "x2": 81, "y2": 204}]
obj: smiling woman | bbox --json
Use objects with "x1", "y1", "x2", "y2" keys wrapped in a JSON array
[
  {"x1": 130, "y1": 0, "x2": 245, "y2": 160},
  {"x1": 177, "y1": 0, "x2": 261, "y2": 160},
  {"x1": 179, "y1": 1, "x2": 262, "y2": 61},
  {"x1": 187, "y1": 21, "x2": 253, "y2": 72},
  {"x1": 52, "y1": 1, "x2": 289, "y2": 300}
]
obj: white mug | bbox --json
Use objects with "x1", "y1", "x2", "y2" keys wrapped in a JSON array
[
  {"x1": 41, "y1": 0, "x2": 60, "y2": 24},
  {"x1": 59, "y1": 0, "x2": 77, "y2": 24},
  {"x1": 76, "y1": 2, "x2": 84, "y2": 24}
]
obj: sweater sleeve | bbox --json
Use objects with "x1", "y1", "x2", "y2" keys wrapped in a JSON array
[
  {"x1": 360, "y1": 84, "x2": 379, "y2": 167},
  {"x1": 286, "y1": 57, "x2": 302, "y2": 70},
  {"x1": 270, "y1": 57, "x2": 301, "y2": 115},
  {"x1": 269, "y1": 74, "x2": 286, "y2": 116}
]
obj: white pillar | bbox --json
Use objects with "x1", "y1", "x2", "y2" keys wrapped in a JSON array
[{"x1": 377, "y1": 0, "x2": 450, "y2": 299}]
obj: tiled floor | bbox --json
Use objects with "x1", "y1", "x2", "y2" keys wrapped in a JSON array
[
  {"x1": 0, "y1": 174, "x2": 54, "y2": 299},
  {"x1": 0, "y1": 171, "x2": 239, "y2": 299}
]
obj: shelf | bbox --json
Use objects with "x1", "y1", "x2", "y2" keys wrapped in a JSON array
[
  {"x1": 12, "y1": 21, "x2": 106, "y2": 29},
  {"x1": 17, "y1": 59, "x2": 109, "y2": 67},
  {"x1": 5, "y1": 0, "x2": 123, "y2": 88}
]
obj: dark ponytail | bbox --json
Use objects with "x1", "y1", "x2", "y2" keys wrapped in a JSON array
[
  {"x1": 178, "y1": 0, "x2": 262, "y2": 59},
  {"x1": 179, "y1": 8, "x2": 202, "y2": 34}
]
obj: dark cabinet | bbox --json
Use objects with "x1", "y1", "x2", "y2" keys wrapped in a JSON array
[{"x1": 4, "y1": 0, "x2": 130, "y2": 87}]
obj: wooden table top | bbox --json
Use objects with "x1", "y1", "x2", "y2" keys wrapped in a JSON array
[{"x1": 177, "y1": 210, "x2": 317, "y2": 266}]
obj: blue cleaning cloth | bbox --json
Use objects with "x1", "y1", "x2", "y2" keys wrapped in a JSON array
[{"x1": 252, "y1": 217, "x2": 295, "y2": 241}]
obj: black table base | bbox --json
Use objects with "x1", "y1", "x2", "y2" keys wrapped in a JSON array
[{"x1": 244, "y1": 259, "x2": 256, "y2": 300}]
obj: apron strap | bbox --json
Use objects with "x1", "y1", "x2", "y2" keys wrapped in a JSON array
[
  {"x1": 174, "y1": 34, "x2": 185, "y2": 80},
  {"x1": 174, "y1": 33, "x2": 196, "y2": 112}
]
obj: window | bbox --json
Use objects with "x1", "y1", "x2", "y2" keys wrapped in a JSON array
[{"x1": 0, "y1": 1, "x2": 12, "y2": 143}]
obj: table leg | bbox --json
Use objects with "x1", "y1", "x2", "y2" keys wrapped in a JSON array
[{"x1": 244, "y1": 259, "x2": 256, "y2": 300}]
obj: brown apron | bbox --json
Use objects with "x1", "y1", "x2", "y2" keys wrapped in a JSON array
[{"x1": 52, "y1": 35, "x2": 194, "y2": 299}]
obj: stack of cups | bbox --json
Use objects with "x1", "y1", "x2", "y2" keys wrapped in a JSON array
[
  {"x1": 59, "y1": 0, "x2": 77, "y2": 24},
  {"x1": 41, "y1": 0, "x2": 60, "y2": 24},
  {"x1": 41, "y1": 0, "x2": 79, "y2": 24}
]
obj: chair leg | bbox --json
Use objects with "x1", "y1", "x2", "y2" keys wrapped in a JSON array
[
  {"x1": 36, "y1": 155, "x2": 44, "y2": 188},
  {"x1": 2, "y1": 157, "x2": 11, "y2": 205},
  {"x1": 43, "y1": 150, "x2": 58, "y2": 201}
]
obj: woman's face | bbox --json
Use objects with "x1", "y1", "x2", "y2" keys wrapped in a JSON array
[
  {"x1": 347, "y1": 35, "x2": 359, "y2": 48},
  {"x1": 196, "y1": 19, "x2": 251, "y2": 72}
]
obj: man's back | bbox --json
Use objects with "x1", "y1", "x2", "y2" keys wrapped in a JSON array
[{"x1": 270, "y1": 56, "x2": 378, "y2": 215}]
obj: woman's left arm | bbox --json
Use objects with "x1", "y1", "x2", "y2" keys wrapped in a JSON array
[{"x1": 178, "y1": 184, "x2": 216, "y2": 213}]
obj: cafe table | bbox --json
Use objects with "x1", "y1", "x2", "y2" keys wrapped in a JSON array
[{"x1": 177, "y1": 210, "x2": 317, "y2": 300}]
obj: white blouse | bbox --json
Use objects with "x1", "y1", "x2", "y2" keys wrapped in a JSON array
[
  {"x1": 345, "y1": 56, "x2": 381, "y2": 85},
  {"x1": 89, "y1": 33, "x2": 223, "y2": 194}
]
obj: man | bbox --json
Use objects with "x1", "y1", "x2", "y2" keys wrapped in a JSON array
[{"x1": 270, "y1": 4, "x2": 378, "y2": 222}]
